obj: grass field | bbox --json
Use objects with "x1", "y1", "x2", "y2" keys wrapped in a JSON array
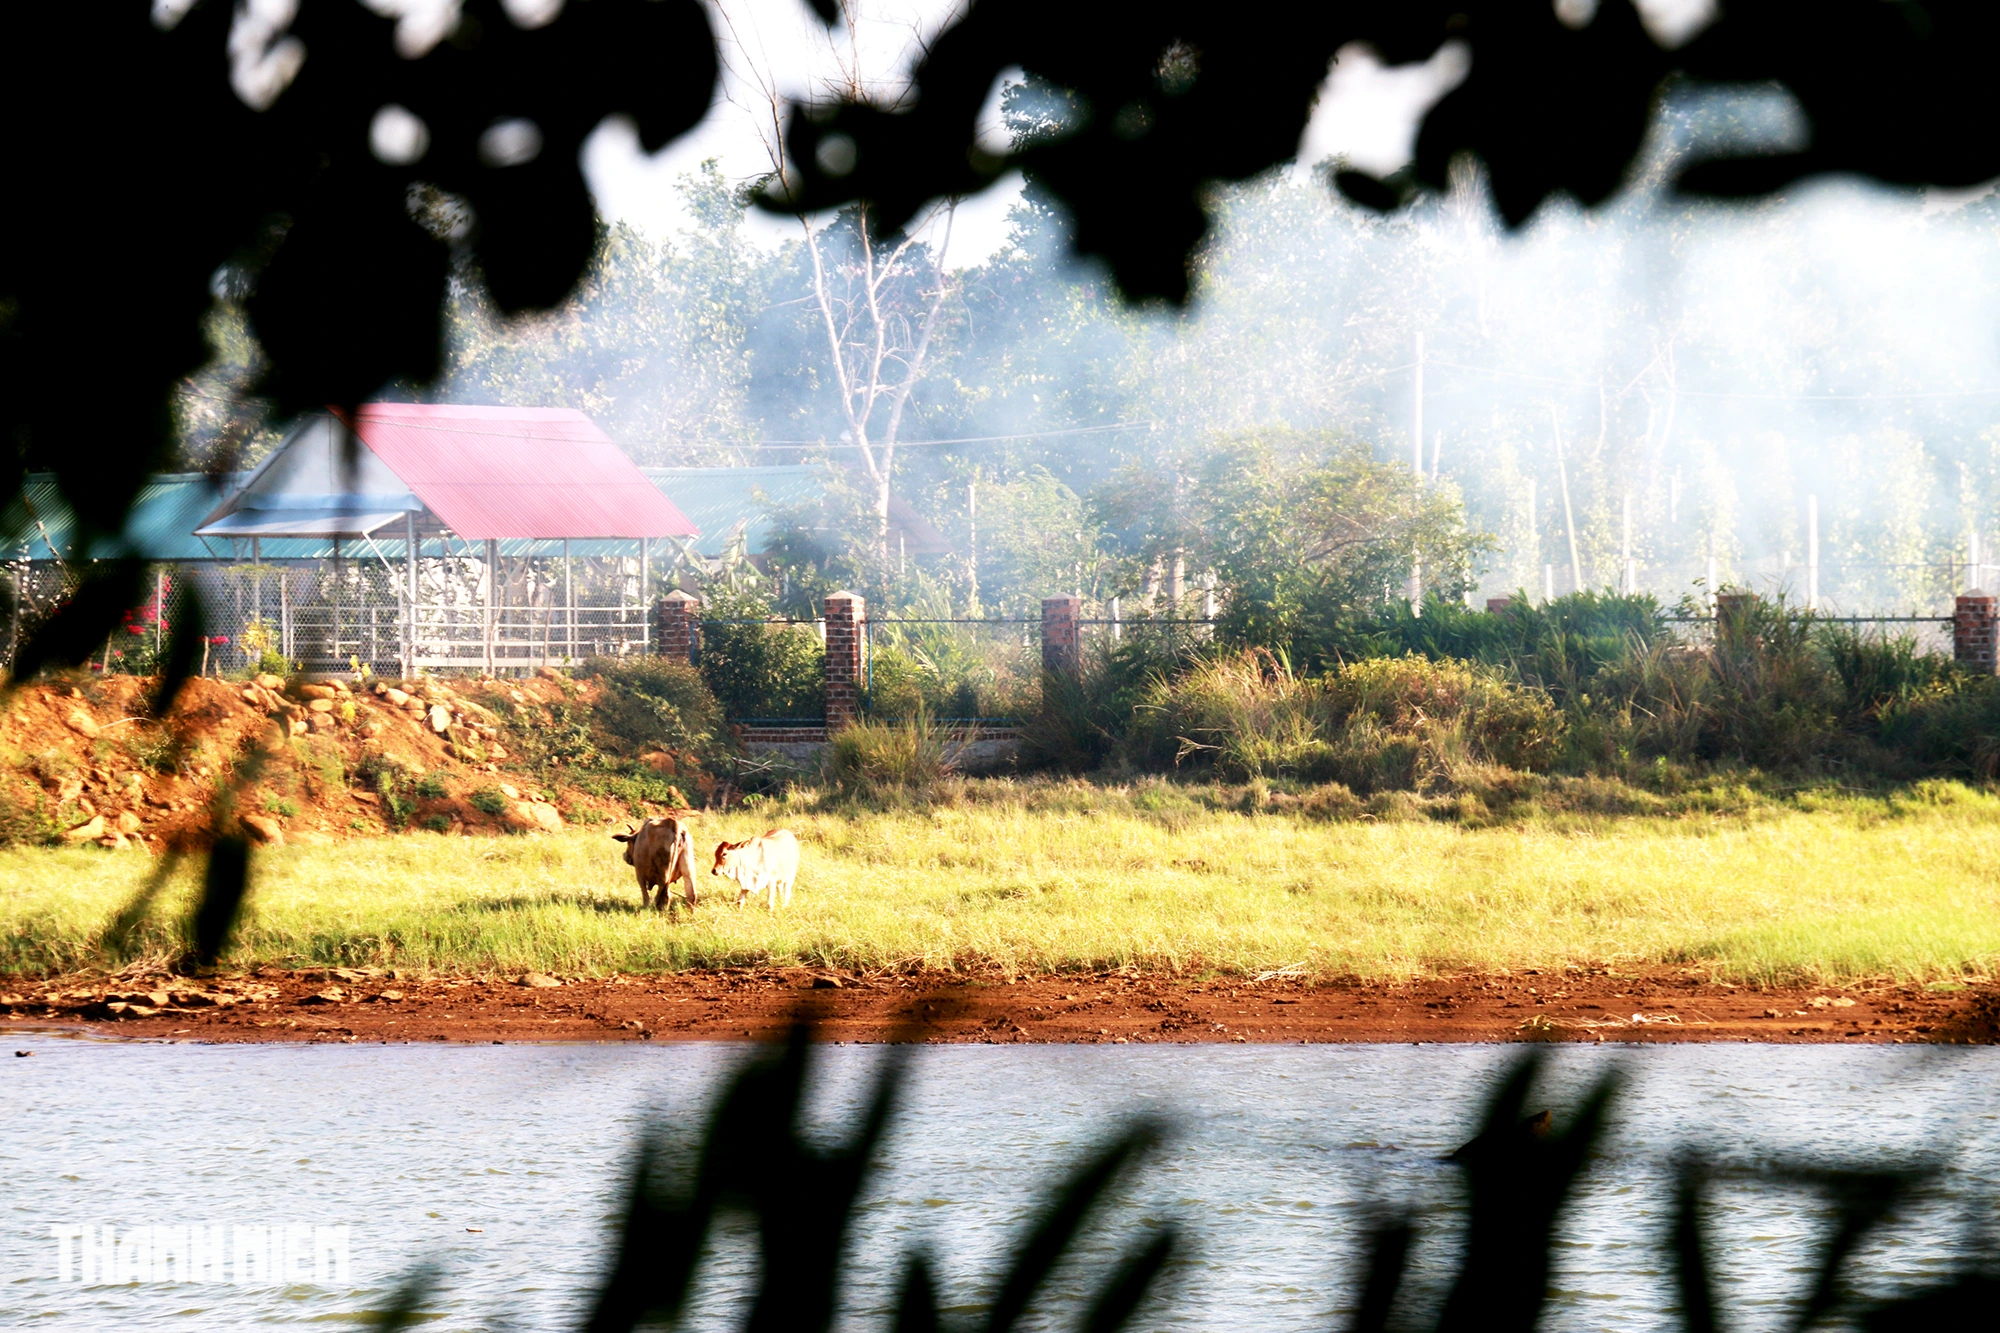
[{"x1": 4, "y1": 778, "x2": 2000, "y2": 985}]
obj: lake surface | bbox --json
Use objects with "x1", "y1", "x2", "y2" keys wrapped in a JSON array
[{"x1": 2, "y1": 1036, "x2": 1996, "y2": 1331}]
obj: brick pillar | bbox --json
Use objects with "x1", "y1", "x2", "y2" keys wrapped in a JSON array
[
  {"x1": 1485, "y1": 597, "x2": 1515, "y2": 614},
  {"x1": 653, "y1": 590, "x2": 700, "y2": 665},
  {"x1": 823, "y1": 591, "x2": 864, "y2": 731},
  {"x1": 1956, "y1": 593, "x2": 1998, "y2": 674},
  {"x1": 1042, "y1": 595, "x2": 1081, "y2": 677}
]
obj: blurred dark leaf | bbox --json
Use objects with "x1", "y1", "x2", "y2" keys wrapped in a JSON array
[
  {"x1": 189, "y1": 835, "x2": 251, "y2": 968},
  {"x1": 894, "y1": 1255, "x2": 942, "y2": 1333},
  {"x1": 1082, "y1": 1230, "x2": 1176, "y2": 1333},
  {"x1": 1671, "y1": 1159, "x2": 1723, "y2": 1333},
  {"x1": 145, "y1": 582, "x2": 207, "y2": 720},
  {"x1": 986, "y1": 1124, "x2": 1160, "y2": 1333},
  {"x1": 369, "y1": 1266, "x2": 441, "y2": 1332},
  {"x1": 1434, "y1": 1053, "x2": 1617, "y2": 1333},
  {"x1": 7, "y1": 560, "x2": 147, "y2": 684},
  {"x1": 1349, "y1": 1217, "x2": 1412, "y2": 1333}
]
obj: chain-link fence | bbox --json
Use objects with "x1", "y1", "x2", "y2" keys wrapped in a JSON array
[{"x1": 1, "y1": 554, "x2": 658, "y2": 678}]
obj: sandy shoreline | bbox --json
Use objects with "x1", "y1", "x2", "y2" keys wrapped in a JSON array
[{"x1": 5, "y1": 965, "x2": 1996, "y2": 1046}]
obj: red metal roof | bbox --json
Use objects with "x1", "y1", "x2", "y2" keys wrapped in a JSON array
[{"x1": 340, "y1": 404, "x2": 698, "y2": 540}]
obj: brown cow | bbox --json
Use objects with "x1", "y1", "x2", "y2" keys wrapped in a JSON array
[{"x1": 611, "y1": 816, "x2": 698, "y2": 915}]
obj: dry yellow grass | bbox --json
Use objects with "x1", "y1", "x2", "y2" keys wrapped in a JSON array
[{"x1": 4, "y1": 779, "x2": 1999, "y2": 985}]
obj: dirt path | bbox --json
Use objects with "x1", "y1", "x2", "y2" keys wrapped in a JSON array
[{"x1": 5, "y1": 966, "x2": 1995, "y2": 1046}]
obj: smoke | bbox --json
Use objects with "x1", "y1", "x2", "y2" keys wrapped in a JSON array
[{"x1": 437, "y1": 77, "x2": 2000, "y2": 618}]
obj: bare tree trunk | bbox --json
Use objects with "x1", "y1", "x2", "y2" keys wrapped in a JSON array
[{"x1": 802, "y1": 202, "x2": 956, "y2": 584}]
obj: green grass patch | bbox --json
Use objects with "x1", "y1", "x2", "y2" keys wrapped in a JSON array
[{"x1": 4, "y1": 779, "x2": 1999, "y2": 984}]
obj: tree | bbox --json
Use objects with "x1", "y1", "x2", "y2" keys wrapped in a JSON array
[
  {"x1": 799, "y1": 206, "x2": 959, "y2": 576},
  {"x1": 1096, "y1": 431, "x2": 1488, "y2": 663}
]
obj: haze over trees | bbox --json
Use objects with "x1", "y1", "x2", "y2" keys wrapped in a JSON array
[{"x1": 179, "y1": 80, "x2": 1997, "y2": 625}]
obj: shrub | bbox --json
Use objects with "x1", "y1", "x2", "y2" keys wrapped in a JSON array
[
  {"x1": 468, "y1": 787, "x2": 509, "y2": 816},
  {"x1": 578, "y1": 657, "x2": 727, "y2": 762},
  {"x1": 1022, "y1": 633, "x2": 1192, "y2": 773},
  {"x1": 0, "y1": 788, "x2": 53, "y2": 848},
  {"x1": 695, "y1": 589, "x2": 825, "y2": 719},
  {"x1": 356, "y1": 754, "x2": 416, "y2": 828},
  {"x1": 415, "y1": 773, "x2": 449, "y2": 799},
  {"x1": 1133, "y1": 650, "x2": 1562, "y2": 791}
]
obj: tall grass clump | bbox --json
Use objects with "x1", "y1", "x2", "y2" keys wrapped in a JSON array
[
  {"x1": 823, "y1": 711, "x2": 973, "y2": 796},
  {"x1": 1020, "y1": 633, "x2": 1190, "y2": 772},
  {"x1": 1132, "y1": 649, "x2": 1561, "y2": 791}
]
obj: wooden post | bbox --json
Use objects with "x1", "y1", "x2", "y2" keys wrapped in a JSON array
[{"x1": 823, "y1": 591, "x2": 864, "y2": 732}]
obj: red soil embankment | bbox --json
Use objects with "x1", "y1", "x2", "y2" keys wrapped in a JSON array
[
  {"x1": 5, "y1": 966, "x2": 1994, "y2": 1046},
  {"x1": 0, "y1": 669, "x2": 697, "y2": 850}
]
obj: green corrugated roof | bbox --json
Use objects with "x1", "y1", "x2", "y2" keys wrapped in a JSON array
[
  {"x1": 643, "y1": 466, "x2": 828, "y2": 558},
  {"x1": 5, "y1": 466, "x2": 832, "y2": 563}
]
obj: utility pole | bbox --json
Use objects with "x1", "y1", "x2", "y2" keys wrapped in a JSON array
[
  {"x1": 966, "y1": 478, "x2": 979, "y2": 614},
  {"x1": 1412, "y1": 332, "x2": 1425, "y2": 478},
  {"x1": 1807, "y1": 495, "x2": 1820, "y2": 610},
  {"x1": 1705, "y1": 533, "x2": 1718, "y2": 613},
  {"x1": 1408, "y1": 332, "x2": 1424, "y2": 614},
  {"x1": 1551, "y1": 406, "x2": 1582, "y2": 596},
  {"x1": 1621, "y1": 492, "x2": 1633, "y2": 595}
]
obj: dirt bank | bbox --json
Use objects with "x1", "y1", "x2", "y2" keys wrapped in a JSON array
[
  {"x1": 0, "y1": 669, "x2": 705, "y2": 851},
  {"x1": 5, "y1": 966, "x2": 1995, "y2": 1046}
]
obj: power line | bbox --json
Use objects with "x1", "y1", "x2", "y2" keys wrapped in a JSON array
[
  {"x1": 174, "y1": 385, "x2": 1158, "y2": 451},
  {"x1": 1422, "y1": 357, "x2": 2000, "y2": 402}
]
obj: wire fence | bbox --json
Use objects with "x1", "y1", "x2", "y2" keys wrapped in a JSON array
[
  {"x1": 2, "y1": 556, "x2": 1977, "y2": 690},
  {"x1": 2, "y1": 557, "x2": 658, "y2": 678}
]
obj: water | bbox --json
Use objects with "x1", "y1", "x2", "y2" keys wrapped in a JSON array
[{"x1": 2, "y1": 1035, "x2": 1996, "y2": 1331}]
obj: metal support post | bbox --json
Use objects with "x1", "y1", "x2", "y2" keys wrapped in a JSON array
[{"x1": 403, "y1": 511, "x2": 417, "y2": 679}]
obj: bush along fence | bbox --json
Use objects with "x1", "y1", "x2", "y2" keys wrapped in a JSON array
[{"x1": 652, "y1": 590, "x2": 1222, "y2": 764}]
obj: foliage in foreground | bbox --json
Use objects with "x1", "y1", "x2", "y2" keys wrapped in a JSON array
[{"x1": 367, "y1": 1030, "x2": 1990, "y2": 1333}]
